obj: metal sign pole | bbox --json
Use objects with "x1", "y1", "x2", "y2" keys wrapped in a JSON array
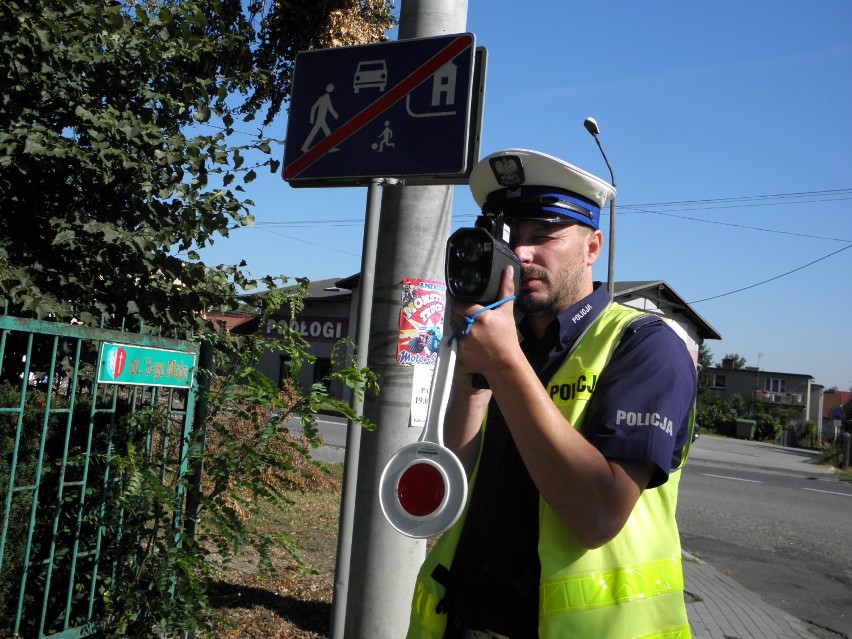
[
  {"x1": 341, "y1": 5, "x2": 470, "y2": 636},
  {"x1": 330, "y1": 177, "x2": 385, "y2": 638}
]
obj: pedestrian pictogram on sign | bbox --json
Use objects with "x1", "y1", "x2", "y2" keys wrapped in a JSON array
[
  {"x1": 282, "y1": 33, "x2": 482, "y2": 185},
  {"x1": 301, "y1": 83, "x2": 340, "y2": 154}
]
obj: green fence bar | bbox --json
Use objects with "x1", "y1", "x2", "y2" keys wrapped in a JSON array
[{"x1": 0, "y1": 314, "x2": 200, "y2": 638}]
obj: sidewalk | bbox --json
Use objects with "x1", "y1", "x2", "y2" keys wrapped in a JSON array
[{"x1": 683, "y1": 550, "x2": 844, "y2": 638}]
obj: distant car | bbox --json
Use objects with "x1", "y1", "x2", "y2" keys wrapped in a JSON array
[{"x1": 353, "y1": 60, "x2": 387, "y2": 93}]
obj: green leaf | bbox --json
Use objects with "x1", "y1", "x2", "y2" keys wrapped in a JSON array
[
  {"x1": 104, "y1": 9, "x2": 124, "y2": 29},
  {"x1": 52, "y1": 230, "x2": 76, "y2": 246},
  {"x1": 193, "y1": 107, "x2": 211, "y2": 123}
]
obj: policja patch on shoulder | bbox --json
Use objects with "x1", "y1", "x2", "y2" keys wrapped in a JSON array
[{"x1": 469, "y1": 149, "x2": 616, "y2": 230}]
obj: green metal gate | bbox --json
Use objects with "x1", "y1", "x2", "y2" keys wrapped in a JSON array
[{"x1": 0, "y1": 313, "x2": 200, "y2": 638}]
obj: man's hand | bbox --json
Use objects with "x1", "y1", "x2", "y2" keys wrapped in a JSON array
[
  {"x1": 449, "y1": 266, "x2": 521, "y2": 378},
  {"x1": 441, "y1": 266, "x2": 518, "y2": 474}
]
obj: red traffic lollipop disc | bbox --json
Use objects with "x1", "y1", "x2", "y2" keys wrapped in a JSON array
[
  {"x1": 397, "y1": 460, "x2": 446, "y2": 517},
  {"x1": 379, "y1": 441, "x2": 467, "y2": 538}
]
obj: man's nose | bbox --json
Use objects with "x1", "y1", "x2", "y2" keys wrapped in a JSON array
[{"x1": 513, "y1": 243, "x2": 534, "y2": 264}]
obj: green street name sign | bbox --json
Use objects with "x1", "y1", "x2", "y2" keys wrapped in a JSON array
[{"x1": 98, "y1": 342, "x2": 197, "y2": 388}]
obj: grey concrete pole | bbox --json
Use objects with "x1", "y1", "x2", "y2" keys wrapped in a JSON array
[{"x1": 342, "y1": 3, "x2": 469, "y2": 636}]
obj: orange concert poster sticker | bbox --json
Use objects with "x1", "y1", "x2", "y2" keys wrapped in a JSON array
[{"x1": 397, "y1": 278, "x2": 446, "y2": 366}]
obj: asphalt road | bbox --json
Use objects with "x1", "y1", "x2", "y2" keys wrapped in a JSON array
[
  {"x1": 307, "y1": 414, "x2": 349, "y2": 464},
  {"x1": 679, "y1": 435, "x2": 852, "y2": 638}
]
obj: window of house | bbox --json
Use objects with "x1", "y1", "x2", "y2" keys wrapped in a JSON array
[
  {"x1": 712, "y1": 374, "x2": 727, "y2": 389},
  {"x1": 765, "y1": 378, "x2": 786, "y2": 394},
  {"x1": 314, "y1": 357, "x2": 332, "y2": 391},
  {"x1": 279, "y1": 356, "x2": 293, "y2": 386}
]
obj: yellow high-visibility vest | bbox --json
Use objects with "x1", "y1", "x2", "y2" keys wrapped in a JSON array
[{"x1": 407, "y1": 303, "x2": 693, "y2": 639}]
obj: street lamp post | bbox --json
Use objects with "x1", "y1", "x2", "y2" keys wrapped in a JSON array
[{"x1": 583, "y1": 117, "x2": 616, "y2": 296}]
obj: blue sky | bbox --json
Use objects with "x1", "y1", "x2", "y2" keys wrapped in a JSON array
[{"x1": 200, "y1": 1, "x2": 851, "y2": 390}]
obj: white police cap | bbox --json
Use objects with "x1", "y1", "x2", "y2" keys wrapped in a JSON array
[{"x1": 469, "y1": 149, "x2": 616, "y2": 230}]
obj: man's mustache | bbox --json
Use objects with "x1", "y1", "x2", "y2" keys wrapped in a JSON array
[{"x1": 521, "y1": 266, "x2": 547, "y2": 281}]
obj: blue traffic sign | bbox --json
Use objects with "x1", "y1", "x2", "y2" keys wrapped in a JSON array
[{"x1": 282, "y1": 33, "x2": 477, "y2": 185}]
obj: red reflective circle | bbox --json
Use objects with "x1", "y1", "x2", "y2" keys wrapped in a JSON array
[{"x1": 397, "y1": 462, "x2": 446, "y2": 517}]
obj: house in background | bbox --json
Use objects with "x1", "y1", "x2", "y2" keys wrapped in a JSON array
[
  {"x1": 822, "y1": 388, "x2": 852, "y2": 440},
  {"x1": 208, "y1": 278, "x2": 353, "y2": 401},
  {"x1": 613, "y1": 281, "x2": 721, "y2": 367},
  {"x1": 704, "y1": 357, "x2": 824, "y2": 436}
]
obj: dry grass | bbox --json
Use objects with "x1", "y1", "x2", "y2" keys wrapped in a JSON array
[
  {"x1": 206, "y1": 460, "x2": 343, "y2": 638},
  {"x1": 195, "y1": 379, "x2": 346, "y2": 637}
]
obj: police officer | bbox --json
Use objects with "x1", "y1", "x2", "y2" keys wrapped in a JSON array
[{"x1": 407, "y1": 149, "x2": 697, "y2": 638}]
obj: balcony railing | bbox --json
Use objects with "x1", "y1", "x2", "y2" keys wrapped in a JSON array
[{"x1": 753, "y1": 389, "x2": 805, "y2": 407}]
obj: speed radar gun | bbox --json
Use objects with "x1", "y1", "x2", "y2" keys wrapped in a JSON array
[{"x1": 445, "y1": 215, "x2": 521, "y2": 304}]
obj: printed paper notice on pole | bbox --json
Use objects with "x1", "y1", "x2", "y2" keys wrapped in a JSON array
[
  {"x1": 397, "y1": 278, "x2": 446, "y2": 366},
  {"x1": 410, "y1": 364, "x2": 434, "y2": 429}
]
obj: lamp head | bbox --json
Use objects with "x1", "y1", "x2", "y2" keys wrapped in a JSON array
[{"x1": 583, "y1": 117, "x2": 600, "y2": 136}]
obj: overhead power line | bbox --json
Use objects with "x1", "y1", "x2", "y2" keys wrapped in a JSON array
[
  {"x1": 255, "y1": 226, "x2": 361, "y2": 257},
  {"x1": 260, "y1": 218, "x2": 367, "y2": 228},
  {"x1": 237, "y1": 186, "x2": 852, "y2": 303},
  {"x1": 688, "y1": 244, "x2": 852, "y2": 304},
  {"x1": 255, "y1": 187, "x2": 852, "y2": 234},
  {"x1": 631, "y1": 209, "x2": 852, "y2": 243},
  {"x1": 621, "y1": 188, "x2": 852, "y2": 210}
]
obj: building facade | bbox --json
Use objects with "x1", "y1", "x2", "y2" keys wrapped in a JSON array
[
  {"x1": 232, "y1": 277, "x2": 721, "y2": 405},
  {"x1": 704, "y1": 359, "x2": 823, "y2": 434},
  {"x1": 613, "y1": 280, "x2": 720, "y2": 367}
]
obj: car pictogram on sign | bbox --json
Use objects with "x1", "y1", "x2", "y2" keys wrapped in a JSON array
[{"x1": 353, "y1": 60, "x2": 387, "y2": 93}]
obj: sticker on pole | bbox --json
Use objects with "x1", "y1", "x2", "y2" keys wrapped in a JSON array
[
  {"x1": 397, "y1": 278, "x2": 446, "y2": 366},
  {"x1": 410, "y1": 364, "x2": 433, "y2": 429}
]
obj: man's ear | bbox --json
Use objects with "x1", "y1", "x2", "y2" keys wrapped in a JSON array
[{"x1": 586, "y1": 229, "x2": 604, "y2": 266}]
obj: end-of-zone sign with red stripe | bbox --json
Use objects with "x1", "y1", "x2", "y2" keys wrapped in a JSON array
[{"x1": 282, "y1": 33, "x2": 478, "y2": 185}]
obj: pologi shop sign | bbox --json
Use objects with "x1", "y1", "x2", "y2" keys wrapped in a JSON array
[
  {"x1": 98, "y1": 343, "x2": 197, "y2": 388},
  {"x1": 267, "y1": 315, "x2": 350, "y2": 344}
]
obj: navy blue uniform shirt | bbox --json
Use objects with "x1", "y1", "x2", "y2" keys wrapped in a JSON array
[{"x1": 445, "y1": 283, "x2": 696, "y2": 638}]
